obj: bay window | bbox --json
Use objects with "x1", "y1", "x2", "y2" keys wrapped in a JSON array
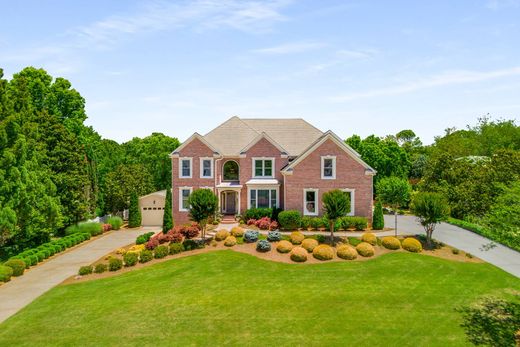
[{"x1": 249, "y1": 188, "x2": 278, "y2": 209}]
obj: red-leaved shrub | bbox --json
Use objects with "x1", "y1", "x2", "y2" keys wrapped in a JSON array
[
  {"x1": 269, "y1": 221, "x2": 279, "y2": 231},
  {"x1": 156, "y1": 233, "x2": 169, "y2": 244},
  {"x1": 145, "y1": 238, "x2": 159, "y2": 250},
  {"x1": 102, "y1": 224, "x2": 112, "y2": 232},
  {"x1": 247, "y1": 219, "x2": 257, "y2": 225},
  {"x1": 166, "y1": 229, "x2": 183, "y2": 243},
  {"x1": 256, "y1": 217, "x2": 272, "y2": 230},
  {"x1": 180, "y1": 225, "x2": 199, "y2": 239}
]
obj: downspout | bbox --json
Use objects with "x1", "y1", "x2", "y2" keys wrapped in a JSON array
[{"x1": 214, "y1": 155, "x2": 223, "y2": 217}]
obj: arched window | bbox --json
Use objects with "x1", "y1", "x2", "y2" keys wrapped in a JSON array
[{"x1": 223, "y1": 161, "x2": 239, "y2": 181}]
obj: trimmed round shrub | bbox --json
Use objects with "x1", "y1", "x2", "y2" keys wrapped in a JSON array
[
  {"x1": 312, "y1": 244, "x2": 334, "y2": 261},
  {"x1": 278, "y1": 210, "x2": 302, "y2": 230},
  {"x1": 402, "y1": 238, "x2": 422, "y2": 253},
  {"x1": 28, "y1": 254, "x2": 38, "y2": 266},
  {"x1": 78, "y1": 265, "x2": 93, "y2": 275},
  {"x1": 139, "y1": 250, "x2": 153, "y2": 263},
  {"x1": 230, "y1": 227, "x2": 244, "y2": 237},
  {"x1": 4, "y1": 259, "x2": 26, "y2": 276},
  {"x1": 361, "y1": 232, "x2": 377, "y2": 246},
  {"x1": 244, "y1": 230, "x2": 259, "y2": 243},
  {"x1": 36, "y1": 252, "x2": 45, "y2": 262},
  {"x1": 183, "y1": 239, "x2": 203, "y2": 251},
  {"x1": 290, "y1": 231, "x2": 305, "y2": 245},
  {"x1": 21, "y1": 257, "x2": 31, "y2": 269},
  {"x1": 256, "y1": 240, "x2": 271, "y2": 252},
  {"x1": 290, "y1": 246, "x2": 308, "y2": 262},
  {"x1": 336, "y1": 245, "x2": 358, "y2": 260},
  {"x1": 224, "y1": 236, "x2": 237, "y2": 247},
  {"x1": 107, "y1": 216, "x2": 123, "y2": 230},
  {"x1": 301, "y1": 238, "x2": 319, "y2": 253},
  {"x1": 267, "y1": 230, "x2": 282, "y2": 242},
  {"x1": 215, "y1": 229, "x2": 230, "y2": 241},
  {"x1": 0, "y1": 265, "x2": 14, "y2": 282},
  {"x1": 356, "y1": 242, "x2": 375, "y2": 257},
  {"x1": 276, "y1": 240, "x2": 294, "y2": 253},
  {"x1": 169, "y1": 243, "x2": 184, "y2": 255},
  {"x1": 381, "y1": 236, "x2": 401, "y2": 250},
  {"x1": 108, "y1": 257, "x2": 123, "y2": 271},
  {"x1": 94, "y1": 263, "x2": 107, "y2": 273},
  {"x1": 124, "y1": 252, "x2": 139, "y2": 266},
  {"x1": 154, "y1": 245, "x2": 169, "y2": 259},
  {"x1": 38, "y1": 248, "x2": 51, "y2": 258}
]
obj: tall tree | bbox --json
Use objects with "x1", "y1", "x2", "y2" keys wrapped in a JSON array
[
  {"x1": 322, "y1": 189, "x2": 350, "y2": 246},
  {"x1": 128, "y1": 192, "x2": 141, "y2": 228}
]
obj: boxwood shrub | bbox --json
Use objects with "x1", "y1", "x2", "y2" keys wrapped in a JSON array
[
  {"x1": 337, "y1": 245, "x2": 358, "y2": 260},
  {"x1": 0, "y1": 265, "x2": 14, "y2": 282},
  {"x1": 312, "y1": 244, "x2": 334, "y2": 261},
  {"x1": 276, "y1": 240, "x2": 294, "y2": 253},
  {"x1": 242, "y1": 207, "x2": 272, "y2": 221},
  {"x1": 301, "y1": 238, "x2": 319, "y2": 253},
  {"x1": 94, "y1": 263, "x2": 107, "y2": 273},
  {"x1": 78, "y1": 265, "x2": 93, "y2": 275},
  {"x1": 169, "y1": 243, "x2": 184, "y2": 255},
  {"x1": 123, "y1": 252, "x2": 138, "y2": 266},
  {"x1": 381, "y1": 236, "x2": 401, "y2": 250},
  {"x1": 278, "y1": 210, "x2": 301, "y2": 230},
  {"x1": 108, "y1": 257, "x2": 123, "y2": 271},
  {"x1": 154, "y1": 245, "x2": 169, "y2": 259},
  {"x1": 402, "y1": 238, "x2": 422, "y2": 253},
  {"x1": 139, "y1": 250, "x2": 153, "y2": 263},
  {"x1": 136, "y1": 232, "x2": 155, "y2": 245},
  {"x1": 361, "y1": 233, "x2": 377, "y2": 246},
  {"x1": 290, "y1": 246, "x2": 308, "y2": 262},
  {"x1": 356, "y1": 242, "x2": 375, "y2": 257},
  {"x1": 224, "y1": 236, "x2": 237, "y2": 247},
  {"x1": 4, "y1": 259, "x2": 26, "y2": 276},
  {"x1": 290, "y1": 231, "x2": 305, "y2": 245}
]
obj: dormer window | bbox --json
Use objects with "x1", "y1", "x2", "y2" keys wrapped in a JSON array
[
  {"x1": 321, "y1": 156, "x2": 336, "y2": 179},
  {"x1": 253, "y1": 158, "x2": 274, "y2": 178}
]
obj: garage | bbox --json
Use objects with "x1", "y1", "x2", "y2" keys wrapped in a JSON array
[{"x1": 139, "y1": 190, "x2": 167, "y2": 226}]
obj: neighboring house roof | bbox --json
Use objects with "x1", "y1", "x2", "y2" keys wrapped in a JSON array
[
  {"x1": 203, "y1": 116, "x2": 323, "y2": 156},
  {"x1": 139, "y1": 190, "x2": 167, "y2": 199}
]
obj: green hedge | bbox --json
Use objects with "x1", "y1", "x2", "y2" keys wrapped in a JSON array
[
  {"x1": 242, "y1": 208, "x2": 272, "y2": 221},
  {"x1": 447, "y1": 218, "x2": 520, "y2": 252},
  {"x1": 278, "y1": 210, "x2": 301, "y2": 230}
]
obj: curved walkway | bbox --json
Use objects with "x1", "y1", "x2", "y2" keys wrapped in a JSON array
[
  {"x1": 0, "y1": 228, "x2": 155, "y2": 324},
  {"x1": 386, "y1": 215, "x2": 520, "y2": 278}
]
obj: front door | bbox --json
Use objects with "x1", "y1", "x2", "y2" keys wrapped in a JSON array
[{"x1": 225, "y1": 191, "x2": 236, "y2": 214}]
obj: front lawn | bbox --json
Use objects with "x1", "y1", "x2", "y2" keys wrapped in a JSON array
[{"x1": 0, "y1": 251, "x2": 518, "y2": 346}]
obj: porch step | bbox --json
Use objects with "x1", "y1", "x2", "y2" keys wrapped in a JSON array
[{"x1": 220, "y1": 219, "x2": 237, "y2": 224}]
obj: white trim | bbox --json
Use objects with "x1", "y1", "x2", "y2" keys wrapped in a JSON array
[
  {"x1": 252, "y1": 157, "x2": 275, "y2": 178},
  {"x1": 170, "y1": 132, "x2": 220, "y2": 157},
  {"x1": 321, "y1": 156, "x2": 336, "y2": 179},
  {"x1": 303, "y1": 189, "x2": 319, "y2": 216},
  {"x1": 179, "y1": 157, "x2": 192, "y2": 178},
  {"x1": 247, "y1": 186, "x2": 279, "y2": 209},
  {"x1": 199, "y1": 157, "x2": 214, "y2": 179},
  {"x1": 240, "y1": 132, "x2": 288, "y2": 155},
  {"x1": 342, "y1": 188, "x2": 355, "y2": 216},
  {"x1": 178, "y1": 187, "x2": 193, "y2": 212},
  {"x1": 281, "y1": 131, "x2": 376, "y2": 175}
]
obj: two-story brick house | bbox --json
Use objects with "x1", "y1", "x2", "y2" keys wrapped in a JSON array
[{"x1": 170, "y1": 116, "x2": 376, "y2": 224}]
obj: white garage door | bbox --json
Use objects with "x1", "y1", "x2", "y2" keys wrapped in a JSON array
[{"x1": 141, "y1": 206, "x2": 165, "y2": 226}]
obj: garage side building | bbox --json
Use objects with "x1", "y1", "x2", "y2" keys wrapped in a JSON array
[{"x1": 139, "y1": 190, "x2": 167, "y2": 226}]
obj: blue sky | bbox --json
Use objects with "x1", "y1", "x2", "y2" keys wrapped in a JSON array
[{"x1": 1, "y1": 0, "x2": 519, "y2": 144}]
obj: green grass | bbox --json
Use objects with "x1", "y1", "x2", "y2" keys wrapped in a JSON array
[{"x1": 0, "y1": 251, "x2": 518, "y2": 346}]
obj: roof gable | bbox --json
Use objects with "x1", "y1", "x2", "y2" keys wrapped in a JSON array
[
  {"x1": 239, "y1": 132, "x2": 288, "y2": 156},
  {"x1": 282, "y1": 130, "x2": 376, "y2": 175},
  {"x1": 170, "y1": 132, "x2": 219, "y2": 157}
]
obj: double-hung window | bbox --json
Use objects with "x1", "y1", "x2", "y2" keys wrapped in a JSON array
[
  {"x1": 200, "y1": 158, "x2": 213, "y2": 178},
  {"x1": 253, "y1": 158, "x2": 274, "y2": 177},
  {"x1": 303, "y1": 189, "x2": 318, "y2": 216},
  {"x1": 179, "y1": 158, "x2": 192, "y2": 178},
  {"x1": 321, "y1": 156, "x2": 336, "y2": 179},
  {"x1": 179, "y1": 187, "x2": 192, "y2": 211},
  {"x1": 249, "y1": 189, "x2": 277, "y2": 209}
]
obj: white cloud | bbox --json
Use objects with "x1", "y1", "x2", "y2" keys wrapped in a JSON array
[
  {"x1": 330, "y1": 66, "x2": 520, "y2": 102},
  {"x1": 486, "y1": 0, "x2": 520, "y2": 10},
  {"x1": 253, "y1": 41, "x2": 325, "y2": 55}
]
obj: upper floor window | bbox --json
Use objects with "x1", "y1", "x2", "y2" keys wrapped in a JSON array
[
  {"x1": 179, "y1": 158, "x2": 192, "y2": 178},
  {"x1": 253, "y1": 158, "x2": 274, "y2": 177},
  {"x1": 321, "y1": 156, "x2": 336, "y2": 179},
  {"x1": 223, "y1": 160, "x2": 239, "y2": 181},
  {"x1": 200, "y1": 158, "x2": 213, "y2": 178}
]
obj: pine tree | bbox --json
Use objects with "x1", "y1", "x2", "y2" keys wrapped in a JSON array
[
  {"x1": 128, "y1": 192, "x2": 141, "y2": 228},
  {"x1": 162, "y1": 189, "x2": 173, "y2": 233},
  {"x1": 372, "y1": 201, "x2": 384, "y2": 230}
]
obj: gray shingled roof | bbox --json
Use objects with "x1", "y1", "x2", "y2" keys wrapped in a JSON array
[{"x1": 203, "y1": 116, "x2": 323, "y2": 156}]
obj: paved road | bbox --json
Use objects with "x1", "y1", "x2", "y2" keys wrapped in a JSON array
[
  {"x1": 0, "y1": 228, "x2": 156, "y2": 324},
  {"x1": 386, "y1": 215, "x2": 520, "y2": 278}
]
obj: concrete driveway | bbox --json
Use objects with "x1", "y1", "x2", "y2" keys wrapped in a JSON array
[
  {"x1": 0, "y1": 228, "x2": 156, "y2": 324},
  {"x1": 386, "y1": 215, "x2": 520, "y2": 278}
]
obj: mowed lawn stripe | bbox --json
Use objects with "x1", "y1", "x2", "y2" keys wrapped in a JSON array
[{"x1": 0, "y1": 250, "x2": 518, "y2": 346}]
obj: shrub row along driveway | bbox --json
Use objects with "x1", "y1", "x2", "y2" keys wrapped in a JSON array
[
  {"x1": 0, "y1": 228, "x2": 153, "y2": 324},
  {"x1": 386, "y1": 215, "x2": 520, "y2": 278}
]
